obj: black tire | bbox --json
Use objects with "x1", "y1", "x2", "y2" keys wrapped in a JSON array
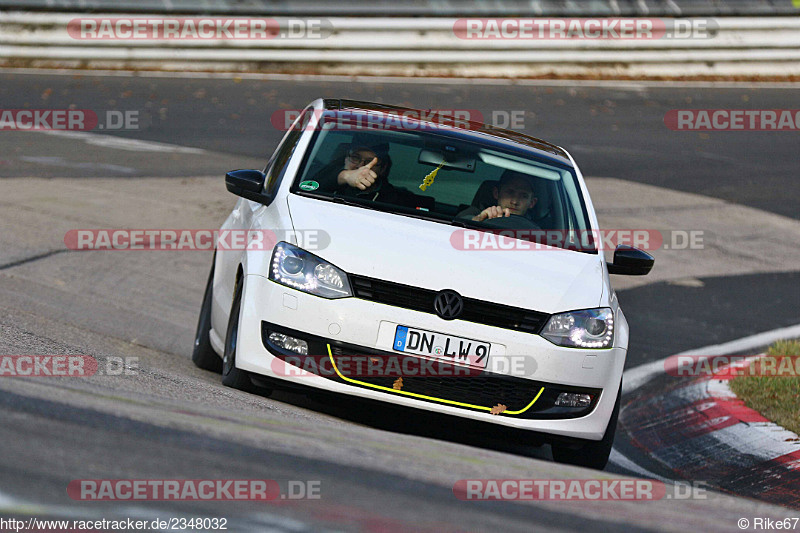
[
  {"x1": 191, "y1": 253, "x2": 223, "y2": 373},
  {"x1": 221, "y1": 275, "x2": 258, "y2": 392},
  {"x1": 551, "y1": 382, "x2": 621, "y2": 470}
]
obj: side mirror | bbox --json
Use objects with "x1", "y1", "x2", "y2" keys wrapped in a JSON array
[
  {"x1": 607, "y1": 245, "x2": 654, "y2": 276},
  {"x1": 225, "y1": 169, "x2": 273, "y2": 204}
]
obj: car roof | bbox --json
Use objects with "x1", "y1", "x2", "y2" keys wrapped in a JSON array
[{"x1": 320, "y1": 98, "x2": 571, "y2": 165}]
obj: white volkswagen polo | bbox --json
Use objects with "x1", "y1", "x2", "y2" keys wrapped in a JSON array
[{"x1": 192, "y1": 99, "x2": 653, "y2": 470}]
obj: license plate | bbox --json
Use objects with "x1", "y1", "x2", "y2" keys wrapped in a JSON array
[{"x1": 393, "y1": 325, "x2": 490, "y2": 369}]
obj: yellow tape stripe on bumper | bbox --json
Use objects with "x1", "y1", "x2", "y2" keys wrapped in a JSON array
[{"x1": 326, "y1": 344, "x2": 544, "y2": 415}]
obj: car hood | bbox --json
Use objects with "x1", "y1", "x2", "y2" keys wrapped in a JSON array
[{"x1": 286, "y1": 195, "x2": 604, "y2": 314}]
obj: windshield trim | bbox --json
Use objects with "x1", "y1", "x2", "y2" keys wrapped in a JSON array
[{"x1": 287, "y1": 121, "x2": 597, "y2": 255}]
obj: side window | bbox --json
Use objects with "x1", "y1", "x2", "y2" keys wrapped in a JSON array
[{"x1": 264, "y1": 108, "x2": 312, "y2": 196}]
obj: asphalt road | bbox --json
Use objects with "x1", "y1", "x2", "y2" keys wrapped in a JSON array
[
  {"x1": 1, "y1": 71, "x2": 798, "y2": 220},
  {"x1": 1, "y1": 71, "x2": 799, "y2": 531}
]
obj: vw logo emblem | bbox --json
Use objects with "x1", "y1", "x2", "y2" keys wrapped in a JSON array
[{"x1": 434, "y1": 290, "x2": 463, "y2": 320}]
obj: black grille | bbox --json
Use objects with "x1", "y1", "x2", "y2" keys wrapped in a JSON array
[
  {"x1": 350, "y1": 276, "x2": 433, "y2": 314},
  {"x1": 262, "y1": 321, "x2": 601, "y2": 419},
  {"x1": 329, "y1": 345, "x2": 543, "y2": 413},
  {"x1": 349, "y1": 275, "x2": 549, "y2": 334}
]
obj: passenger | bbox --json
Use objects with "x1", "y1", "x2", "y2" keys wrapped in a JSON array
[
  {"x1": 336, "y1": 144, "x2": 391, "y2": 193},
  {"x1": 333, "y1": 142, "x2": 430, "y2": 209},
  {"x1": 314, "y1": 139, "x2": 433, "y2": 210}
]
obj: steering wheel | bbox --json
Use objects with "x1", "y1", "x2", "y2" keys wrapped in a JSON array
[{"x1": 481, "y1": 214, "x2": 540, "y2": 230}]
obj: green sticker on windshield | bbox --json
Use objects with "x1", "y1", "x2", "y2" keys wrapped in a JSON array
[{"x1": 299, "y1": 180, "x2": 319, "y2": 191}]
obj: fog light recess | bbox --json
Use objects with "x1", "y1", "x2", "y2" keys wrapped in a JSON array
[
  {"x1": 268, "y1": 332, "x2": 308, "y2": 355},
  {"x1": 555, "y1": 392, "x2": 593, "y2": 408}
]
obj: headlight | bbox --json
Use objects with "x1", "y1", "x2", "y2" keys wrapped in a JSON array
[
  {"x1": 269, "y1": 242, "x2": 352, "y2": 299},
  {"x1": 541, "y1": 308, "x2": 614, "y2": 349}
]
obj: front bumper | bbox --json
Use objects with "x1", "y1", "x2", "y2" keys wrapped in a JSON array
[{"x1": 236, "y1": 274, "x2": 626, "y2": 441}]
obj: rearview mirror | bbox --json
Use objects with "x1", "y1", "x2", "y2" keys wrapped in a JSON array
[
  {"x1": 225, "y1": 169, "x2": 273, "y2": 204},
  {"x1": 418, "y1": 149, "x2": 476, "y2": 172},
  {"x1": 607, "y1": 245, "x2": 654, "y2": 276}
]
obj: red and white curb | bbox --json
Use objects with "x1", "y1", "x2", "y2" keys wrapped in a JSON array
[
  {"x1": 613, "y1": 324, "x2": 800, "y2": 508},
  {"x1": 700, "y1": 359, "x2": 799, "y2": 469}
]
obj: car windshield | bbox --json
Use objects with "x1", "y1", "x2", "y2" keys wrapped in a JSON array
[{"x1": 292, "y1": 111, "x2": 597, "y2": 252}]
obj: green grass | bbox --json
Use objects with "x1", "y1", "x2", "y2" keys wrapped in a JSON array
[{"x1": 728, "y1": 340, "x2": 800, "y2": 436}]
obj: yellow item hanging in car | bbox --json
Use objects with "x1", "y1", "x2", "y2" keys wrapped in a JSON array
[{"x1": 419, "y1": 162, "x2": 444, "y2": 191}]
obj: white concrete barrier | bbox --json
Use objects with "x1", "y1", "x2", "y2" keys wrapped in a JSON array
[{"x1": 2, "y1": 12, "x2": 799, "y2": 76}]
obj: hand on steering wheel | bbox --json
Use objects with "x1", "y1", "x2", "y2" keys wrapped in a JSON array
[
  {"x1": 472, "y1": 205, "x2": 511, "y2": 221},
  {"x1": 480, "y1": 213, "x2": 540, "y2": 230}
]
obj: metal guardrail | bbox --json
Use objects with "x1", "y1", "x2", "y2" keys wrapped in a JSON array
[
  {"x1": 2, "y1": 12, "x2": 800, "y2": 77},
  {"x1": 0, "y1": 0, "x2": 799, "y2": 16}
]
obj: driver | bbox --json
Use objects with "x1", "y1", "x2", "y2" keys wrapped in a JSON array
[{"x1": 459, "y1": 172, "x2": 538, "y2": 222}]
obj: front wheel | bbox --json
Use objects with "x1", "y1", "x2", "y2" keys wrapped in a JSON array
[
  {"x1": 191, "y1": 253, "x2": 223, "y2": 373},
  {"x1": 551, "y1": 383, "x2": 621, "y2": 470},
  {"x1": 221, "y1": 275, "x2": 258, "y2": 392}
]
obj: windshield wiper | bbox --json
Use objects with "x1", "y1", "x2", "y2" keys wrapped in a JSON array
[
  {"x1": 450, "y1": 217, "x2": 493, "y2": 230},
  {"x1": 330, "y1": 194, "x2": 380, "y2": 211},
  {"x1": 329, "y1": 194, "x2": 451, "y2": 223}
]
